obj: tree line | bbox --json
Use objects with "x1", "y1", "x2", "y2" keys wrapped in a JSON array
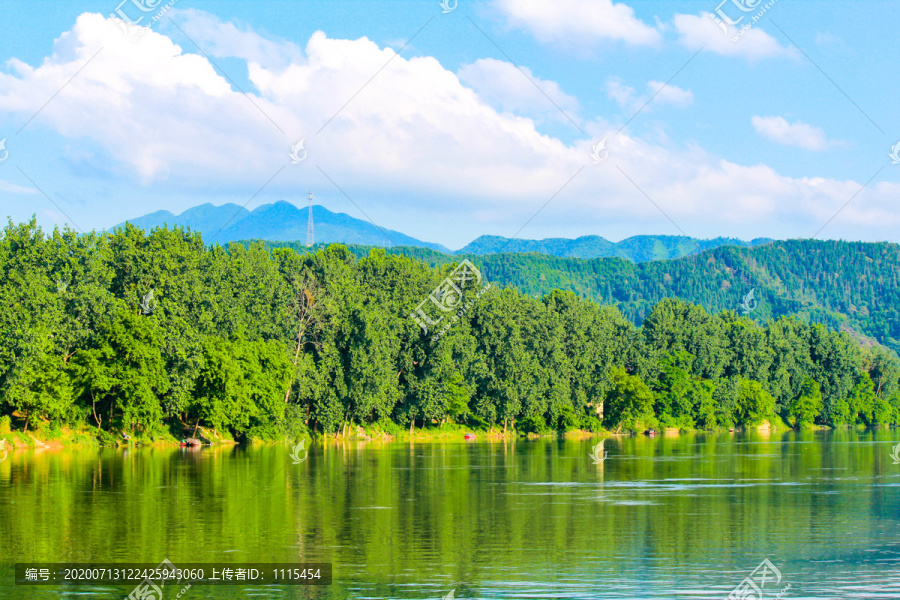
[
  {"x1": 259, "y1": 238, "x2": 900, "y2": 356},
  {"x1": 1, "y1": 219, "x2": 898, "y2": 441}
]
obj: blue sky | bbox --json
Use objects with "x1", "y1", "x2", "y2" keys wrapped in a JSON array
[{"x1": 0, "y1": 0, "x2": 898, "y2": 249}]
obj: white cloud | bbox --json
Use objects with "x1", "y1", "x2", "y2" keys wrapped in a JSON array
[
  {"x1": 673, "y1": 13, "x2": 793, "y2": 60},
  {"x1": 606, "y1": 78, "x2": 693, "y2": 111},
  {"x1": 647, "y1": 80, "x2": 693, "y2": 107},
  {"x1": 0, "y1": 12, "x2": 578, "y2": 202},
  {"x1": 0, "y1": 11, "x2": 896, "y2": 247},
  {"x1": 166, "y1": 8, "x2": 303, "y2": 69},
  {"x1": 493, "y1": 0, "x2": 661, "y2": 46},
  {"x1": 606, "y1": 78, "x2": 636, "y2": 108},
  {"x1": 457, "y1": 58, "x2": 580, "y2": 122},
  {"x1": 0, "y1": 180, "x2": 38, "y2": 195},
  {"x1": 752, "y1": 116, "x2": 836, "y2": 150}
]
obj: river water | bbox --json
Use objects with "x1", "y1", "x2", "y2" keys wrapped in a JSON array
[{"x1": 1, "y1": 429, "x2": 899, "y2": 599}]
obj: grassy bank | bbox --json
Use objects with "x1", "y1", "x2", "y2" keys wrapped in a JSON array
[{"x1": 0, "y1": 416, "x2": 864, "y2": 455}]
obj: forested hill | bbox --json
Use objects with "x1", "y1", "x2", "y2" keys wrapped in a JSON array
[
  {"x1": 475, "y1": 240, "x2": 900, "y2": 351},
  {"x1": 256, "y1": 239, "x2": 900, "y2": 354},
  {"x1": 456, "y1": 234, "x2": 772, "y2": 261}
]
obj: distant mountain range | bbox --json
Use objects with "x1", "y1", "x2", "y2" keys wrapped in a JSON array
[
  {"x1": 113, "y1": 201, "x2": 451, "y2": 253},
  {"x1": 114, "y1": 201, "x2": 772, "y2": 262},
  {"x1": 458, "y1": 234, "x2": 773, "y2": 262}
]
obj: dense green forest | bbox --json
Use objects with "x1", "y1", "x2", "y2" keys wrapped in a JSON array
[
  {"x1": 258, "y1": 238, "x2": 900, "y2": 355},
  {"x1": 454, "y1": 233, "x2": 771, "y2": 261},
  {"x1": 2, "y1": 220, "x2": 899, "y2": 442}
]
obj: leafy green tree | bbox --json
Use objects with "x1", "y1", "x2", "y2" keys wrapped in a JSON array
[
  {"x1": 735, "y1": 379, "x2": 776, "y2": 426},
  {"x1": 444, "y1": 372, "x2": 471, "y2": 423},
  {"x1": 7, "y1": 346, "x2": 76, "y2": 430},
  {"x1": 652, "y1": 352, "x2": 688, "y2": 426},
  {"x1": 691, "y1": 379, "x2": 717, "y2": 429},
  {"x1": 863, "y1": 346, "x2": 900, "y2": 399},
  {"x1": 847, "y1": 372, "x2": 877, "y2": 426},
  {"x1": 829, "y1": 398, "x2": 852, "y2": 427},
  {"x1": 713, "y1": 377, "x2": 739, "y2": 428},
  {"x1": 789, "y1": 377, "x2": 824, "y2": 428},
  {"x1": 639, "y1": 298, "x2": 729, "y2": 379},
  {"x1": 70, "y1": 308, "x2": 169, "y2": 433},
  {"x1": 191, "y1": 337, "x2": 292, "y2": 436},
  {"x1": 721, "y1": 312, "x2": 773, "y2": 386},
  {"x1": 872, "y1": 398, "x2": 895, "y2": 426},
  {"x1": 603, "y1": 367, "x2": 655, "y2": 433}
]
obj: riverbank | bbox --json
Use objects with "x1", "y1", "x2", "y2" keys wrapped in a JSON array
[
  {"x1": 0, "y1": 418, "x2": 848, "y2": 453},
  {"x1": 0, "y1": 422, "x2": 609, "y2": 451},
  {"x1": 312, "y1": 423, "x2": 610, "y2": 444},
  {"x1": 0, "y1": 423, "x2": 239, "y2": 452}
]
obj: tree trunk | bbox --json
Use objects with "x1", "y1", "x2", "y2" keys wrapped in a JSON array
[
  {"x1": 340, "y1": 405, "x2": 351, "y2": 438},
  {"x1": 92, "y1": 392, "x2": 102, "y2": 429},
  {"x1": 283, "y1": 316, "x2": 309, "y2": 403}
]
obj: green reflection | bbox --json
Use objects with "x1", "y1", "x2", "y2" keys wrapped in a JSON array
[{"x1": 0, "y1": 431, "x2": 898, "y2": 599}]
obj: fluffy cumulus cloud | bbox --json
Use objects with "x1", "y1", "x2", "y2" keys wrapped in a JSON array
[
  {"x1": 493, "y1": 1, "x2": 792, "y2": 62},
  {"x1": 673, "y1": 13, "x2": 794, "y2": 60},
  {"x1": 606, "y1": 78, "x2": 693, "y2": 111},
  {"x1": 752, "y1": 116, "x2": 837, "y2": 150},
  {"x1": 162, "y1": 8, "x2": 304, "y2": 69},
  {"x1": 457, "y1": 58, "x2": 581, "y2": 122},
  {"x1": 647, "y1": 80, "x2": 693, "y2": 107},
  {"x1": 0, "y1": 11, "x2": 579, "y2": 201},
  {"x1": 0, "y1": 10, "x2": 896, "y2": 246},
  {"x1": 492, "y1": 0, "x2": 661, "y2": 46}
]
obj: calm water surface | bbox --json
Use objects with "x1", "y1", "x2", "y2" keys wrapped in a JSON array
[{"x1": 1, "y1": 430, "x2": 899, "y2": 599}]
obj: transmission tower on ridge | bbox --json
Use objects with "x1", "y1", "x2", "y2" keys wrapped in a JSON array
[{"x1": 305, "y1": 191, "x2": 314, "y2": 247}]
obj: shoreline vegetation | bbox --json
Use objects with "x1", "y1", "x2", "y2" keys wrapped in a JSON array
[
  {"x1": 0, "y1": 420, "x2": 839, "y2": 453},
  {"x1": 1, "y1": 220, "x2": 899, "y2": 451}
]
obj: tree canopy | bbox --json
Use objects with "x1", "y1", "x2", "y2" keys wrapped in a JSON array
[{"x1": 1, "y1": 220, "x2": 898, "y2": 439}]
